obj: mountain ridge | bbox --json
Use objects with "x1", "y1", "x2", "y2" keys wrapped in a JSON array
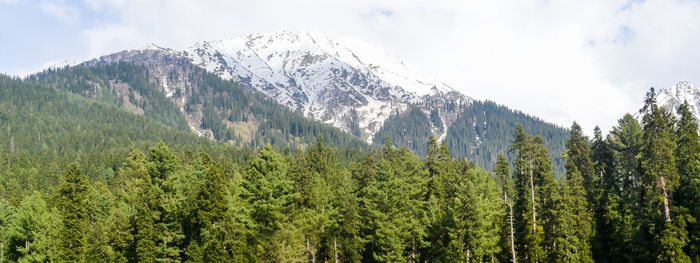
[
  {"x1": 34, "y1": 31, "x2": 573, "y2": 173},
  {"x1": 182, "y1": 31, "x2": 470, "y2": 143},
  {"x1": 75, "y1": 31, "x2": 470, "y2": 143}
]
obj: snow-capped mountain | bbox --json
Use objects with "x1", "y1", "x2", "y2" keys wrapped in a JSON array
[
  {"x1": 36, "y1": 31, "x2": 573, "y2": 172},
  {"x1": 82, "y1": 31, "x2": 471, "y2": 142},
  {"x1": 183, "y1": 31, "x2": 469, "y2": 142},
  {"x1": 657, "y1": 81, "x2": 700, "y2": 123}
]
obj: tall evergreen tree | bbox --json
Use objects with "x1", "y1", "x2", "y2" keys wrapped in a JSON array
[
  {"x1": 147, "y1": 142, "x2": 184, "y2": 262},
  {"x1": 549, "y1": 126, "x2": 596, "y2": 262},
  {"x1": 510, "y1": 125, "x2": 544, "y2": 263},
  {"x1": 244, "y1": 144, "x2": 304, "y2": 262},
  {"x1": 194, "y1": 152, "x2": 242, "y2": 262},
  {"x1": 591, "y1": 126, "x2": 615, "y2": 193},
  {"x1": 673, "y1": 101, "x2": 700, "y2": 261},
  {"x1": 592, "y1": 125, "x2": 634, "y2": 263},
  {"x1": 57, "y1": 162, "x2": 89, "y2": 263},
  {"x1": 449, "y1": 163, "x2": 503, "y2": 262},
  {"x1": 607, "y1": 114, "x2": 644, "y2": 204},
  {"x1": 550, "y1": 164, "x2": 594, "y2": 262},
  {"x1": 565, "y1": 123, "x2": 598, "y2": 205},
  {"x1": 4, "y1": 192, "x2": 60, "y2": 263},
  {"x1": 496, "y1": 153, "x2": 518, "y2": 263},
  {"x1": 294, "y1": 136, "x2": 339, "y2": 263},
  {"x1": 423, "y1": 136, "x2": 453, "y2": 261},
  {"x1": 532, "y1": 135, "x2": 560, "y2": 261},
  {"x1": 128, "y1": 150, "x2": 157, "y2": 263},
  {"x1": 361, "y1": 139, "x2": 428, "y2": 262},
  {"x1": 0, "y1": 200, "x2": 13, "y2": 263},
  {"x1": 639, "y1": 88, "x2": 690, "y2": 262}
]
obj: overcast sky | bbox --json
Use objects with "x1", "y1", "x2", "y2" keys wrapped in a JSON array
[{"x1": 1, "y1": 0, "x2": 699, "y2": 134}]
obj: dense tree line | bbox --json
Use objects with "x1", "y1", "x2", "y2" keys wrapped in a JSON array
[{"x1": 1, "y1": 71, "x2": 697, "y2": 262}]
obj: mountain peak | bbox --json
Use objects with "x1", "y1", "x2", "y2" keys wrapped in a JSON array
[
  {"x1": 674, "y1": 81, "x2": 697, "y2": 96},
  {"x1": 657, "y1": 81, "x2": 700, "y2": 124},
  {"x1": 180, "y1": 31, "x2": 470, "y2": 142},
  {"x1": 141, "y1": 43, "x2": 169, "y2": 51},
  {"x1": 64, "y1": 32, "x2": 470, "y2": 142}
]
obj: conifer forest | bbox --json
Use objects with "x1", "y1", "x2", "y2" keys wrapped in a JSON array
[{"x1": 0, "y1": 71, "x2": 697, "y2": 262}]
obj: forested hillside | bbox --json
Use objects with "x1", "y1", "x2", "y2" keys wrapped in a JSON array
[
  {"x1": 376, "y1": 100, "x2": 569, "y2": 175},
  {"x1": 0, "y1": 82, "x2": 696, "y2": 262},
  {"x1": 30, "y1": 63, "x2": 367, "y2": 150}
]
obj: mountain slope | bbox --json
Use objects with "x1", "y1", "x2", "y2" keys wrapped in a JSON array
[
  {"x1": 134, "y1": 31, "x2": 470, "y2": 143},
  {"x1": 376, "y1": 100, "x2": 569, "y2": 174},
  {"x1": 40, "y1": 31, "x2": 571, "y2": 172},
  {"x1": 0, "y1": 73, "x2": 210, "y2": 161},
  {"x1": 31, "y1": 63, "x2": 367, "y2": 151}
]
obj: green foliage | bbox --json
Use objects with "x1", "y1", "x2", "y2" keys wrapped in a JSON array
[
  {"x1": 129, "y1": 150, "x2": 157, "y2": 263},
  {"x1": 4, "y1": 192, "x2": 60, "y2": 263},
  {"x1": 28, "y1": 63, "x2": 367, "y2": 153},
  {"x1": 374, "y1": 101, "x2": 570, "y2": 175},
  {"x1": 359, "y1": 142, "x2": 429, "y2": 262},
  {"x1": 33, "y1": 63, "x2": 191, "y2": 131},
  {"x1": 2, "y1": 68, "x2": 699, "y2": 263},
  {"x1": 510, "y1": 125, "x2": 546, "y2": 263},
  {"x1": 550, "y1": 133, "x2": 596, "y2": 262},
  {"x1": 446, "y1": 100, "x2": 569, "y2": 175},
  {"x1": 244, "y1": 145, "x2": 303, "y2": 262},
  {"x1": 57, "y1": 163, "x2": 89, "y2": 263},
  {"x1": 372, "y1": 107, "x2": 433, "y2": 155},
  {"x1": 638, "y1": 88, "x2": 689, "y2": 262},
  {"x1": 448, "y1": 166, "x2": 504, "y2": 262},
  {"x1": 674, "y1": 101, "x2": 700, "y2": 261}
]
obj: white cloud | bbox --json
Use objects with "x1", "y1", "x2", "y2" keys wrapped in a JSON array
[
  {"x1": 40, "y1": 0, "x2": 81, "y2": 24},
  {"x1": 65, "y1": 0, "x2": 700, "y2": 134},
  {"x1": 0, "y1": 0, "x2": 19, "y2": 4}
]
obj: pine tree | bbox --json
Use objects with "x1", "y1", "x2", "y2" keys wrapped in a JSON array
[
  {"x1": 591, "y1": 126, "x2": 615, "y2": 193},
  {"x1": 195, "y1": 152, "x2": 237, "y2": 262},
  {"x1": 128, "y1": 150, "x2": 157, "y2": 263},
  {"x1": 4, "y1": 192, "x2": 60, "y2": 263},
  {"x1": 532, "y1": 135, "x2": 560, "y2": 261},
  {"x1": 103, "y1": 204, "x2": 133, "y2": 263},
  {"x1": 549, "y1": 127, "x2": 596, "y2": 262},
  {"x1": 565, "y1": 122, "x2": 598, "y2": 206},
  {"x1": 337, "y1": 180, "x2": 364, "y2": 263},
  {"x1": 496, "y1": 153, "x2": 518, "y2": 263},
  {"x1": 607, "y1": 114, "x2": 643, "y2": 205},
  {"x1": 0, "y1": 200, "x2": 13, "y2": 263},
  {"x1": 244, "y1": 144, "x2": 303, "y2": 262},
  {"x1": 551, "y1": 164, "x2": 594, "y2": 262},
  {"x1": 361, "y1": 139, "x2": 428, "y2": 262},
  {"x1": 423, "y1": 136, "x2": 453, "y2": 261},
  {"x1": 510, "y1": 125, "x2": 544, "y2": 263},
  {"x1": 57, "y1": 162, "x2": 89, "y2": 263},
  {"x1": 673, "y1": 101, "x2": 700, "y2": 261},
  {"x1": 294, "y1": 136, "x2": 339, "y2": 263},
  {"x1": 592, "y1": 125, "x2": 634, "y2": 262},
  {"x1": 639, "y1": 88, "x2": 690, "y2": 262},
  {"x1": 449, "y1": 165, "x2": 503, "y2": 262},
  {"x1": 147, "y1": 142, "x2": 184, "y2": 262}
]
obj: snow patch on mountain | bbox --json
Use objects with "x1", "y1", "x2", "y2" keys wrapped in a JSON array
[
  {"x1": 657, "y1": 81, "x2": 700, "y2": 123},
  {"x1": 181, "y1": 31, "x2": 470, "y2": 142},
  {"x1": 40, "y1": 59, "x2": 79, "y2": 71}
]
